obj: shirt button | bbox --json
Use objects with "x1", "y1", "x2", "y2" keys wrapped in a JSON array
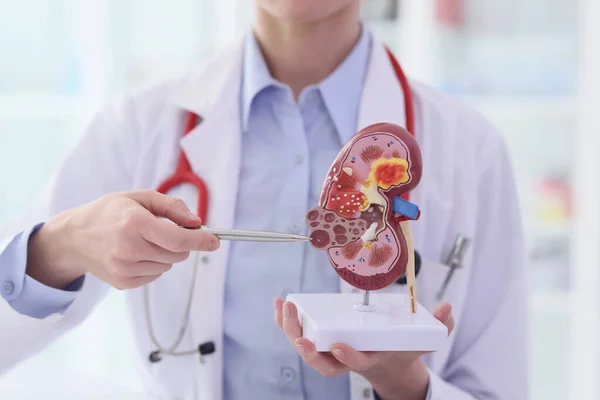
[
  {"x1": 280, "y1": 288, "x2": 293, "y2": 299},
  {"x1": 280, "y1": 366, "x2": 296, "y2": 382},
  {"x1": 295, "y1": 154, "x2": 304, "y2": 164},
  {"x1": 290, "y1": 224, "x2": 302, "y2": 234},
  {"x1": 2, "y1": 281, "x2": 15, "y2": 296}
]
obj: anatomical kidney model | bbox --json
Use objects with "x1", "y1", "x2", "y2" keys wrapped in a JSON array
[{"x1": 306, "y1": 122, "x2": 422, "y2": 310}]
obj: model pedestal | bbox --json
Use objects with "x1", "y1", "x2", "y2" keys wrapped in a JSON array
[{"x1": 287, "y1": 293, "x2": 447, "y2": 352}]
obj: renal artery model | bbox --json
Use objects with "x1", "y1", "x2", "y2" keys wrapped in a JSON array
[{"x1": 306, "y1": 123, "x2": 423, "y2": 310}]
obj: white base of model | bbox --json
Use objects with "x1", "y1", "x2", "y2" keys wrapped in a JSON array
[{"x1": 286, "y1": 293, "x2": 447, "y2": 352}]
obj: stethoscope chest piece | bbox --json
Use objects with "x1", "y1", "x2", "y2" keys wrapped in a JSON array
[{"x1": 148, "y1": 341, "x2": 216, "y2": 364}]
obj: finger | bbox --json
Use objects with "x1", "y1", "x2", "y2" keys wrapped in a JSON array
[
  {"x1": 433, "y1": 303, "x2": 454, "y2": 336},
  {"x1": 295, "y1": 337, "x2": 349, "y2": 377},
  {"x1": 274, "y1": 298, "x2": 284, "y2": 329},
  {"x1": 126, "y1": 190, "x2": 202, "y2": 228},
  {"x1": 446, "y1": 313, "x2": 455, "y2": 335},
  {"x1": 329, "y1": 343, "x2": 384, "y2": 372},
  {"x1": 121, "y1": 261, "x2": 173, "y2": 277},
  {"x1": 113, "y1": 274, "x2": 161, "y2": 290},
  {"x1": 282, "y1": 301, "x2": 303, "y2": 342},
  {"x1": 138, "y1": 211, "x2": 220, "y2": 253},
  {"x1": 282, "y1": 303, "x2": 349, "y2": 377},
  {"x1": 139, "y1": 240, "x2": 190, "y2": 264}
]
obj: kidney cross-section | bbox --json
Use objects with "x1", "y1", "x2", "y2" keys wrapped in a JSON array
[{"x1": 306, "y1": 123, "x2": 422, "y2": 291}]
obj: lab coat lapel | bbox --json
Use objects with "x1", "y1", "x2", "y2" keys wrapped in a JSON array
[
  {"x1": 169, "y1": 40, "x2": 244, "y2": 400},
  {"x1": 169, "y1": 39, "x2": 244, "y2": 238},
  {"x1": 357, "y1": 40, "x2": 407, "y2": 132}
]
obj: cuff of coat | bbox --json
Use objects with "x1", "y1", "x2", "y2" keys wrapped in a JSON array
[
  {"x1": 428, "y1": 368, "x2": 476, "y2": 400},
  {"x1": 10, "y1": 273, "x2": 85, "y2": 319},
  {"x1": 2, "y1": 223, "x2": 85, "y2": 319},
  {"x1": 373, "y1": 373, "x2": 432, "y2": 400}
]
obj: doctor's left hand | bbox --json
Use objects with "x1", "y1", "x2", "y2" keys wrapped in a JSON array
[{"x1": 274, "y1": 299, "x2": 454, "y2": 400}]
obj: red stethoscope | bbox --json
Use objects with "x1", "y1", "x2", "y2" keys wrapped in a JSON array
[
  {"x1": 156, "y1": 47, "x2": 415, "y2": 224},
  {"x1": 146, "y1": 47, "x2": 417, "y2": 363}
]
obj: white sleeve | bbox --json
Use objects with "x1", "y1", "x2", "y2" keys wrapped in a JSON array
[
  {"x1": 429, "y1": 130, "x2": 529, "y2": 399},
  {"x1": 0, "y1": 93, "x2": 141, "y2": 374}
]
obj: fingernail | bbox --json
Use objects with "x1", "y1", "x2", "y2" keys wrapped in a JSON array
[
  {"x1": 296, "y1": 344, "x2": 306, "y2": 355},
  {"x1": 186, "y1": 210, "x2": 198, "y2": 220},
  {"x1": 208, "y1": 240, "x2": 220, "y2": 251},
  {"x1": 445, "y1": 313, "x2": 453, "y2": 324},
  {"x1": 331, "y1": 349, "x2": 344, "y2": 358},
  {"x1": 283, "y1": 303, "x2": 290, "y2": 318}
]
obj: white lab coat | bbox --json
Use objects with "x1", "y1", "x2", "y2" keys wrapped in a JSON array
[{"x1": 0, "y1": 38, "x2": 528, "y2": 400}]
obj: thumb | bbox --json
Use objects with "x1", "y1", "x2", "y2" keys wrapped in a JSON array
[{"x1": 125, "y1": 190, "x2": 203, "y2": 227}]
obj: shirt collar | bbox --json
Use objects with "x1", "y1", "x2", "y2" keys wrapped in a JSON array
[
  {"x1": 241, "y1": 24, "x2": 371, "y2": 142},
  {"x1": 241, "y1": 33, "x2": 279, "y2": 132},
  {"x1": 319, "y1": 24, "x2": 371, "y2": 144}
]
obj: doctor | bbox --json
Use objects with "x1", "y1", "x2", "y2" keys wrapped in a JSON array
[{"x1": 0, "y1": 0, "x2": 527, "y2": 399}]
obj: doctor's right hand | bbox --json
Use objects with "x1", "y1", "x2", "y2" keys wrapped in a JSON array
[{"x1": 26, "y1": 190, "x2": 220, "y2": 291}]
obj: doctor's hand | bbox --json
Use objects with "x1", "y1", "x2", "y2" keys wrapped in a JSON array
[
  {"x1": 27, "y1": 190, "x2": 220, "y2": 291},
  {"x1": 274, "y1": 299, "x2": 454, "y2": 400}
]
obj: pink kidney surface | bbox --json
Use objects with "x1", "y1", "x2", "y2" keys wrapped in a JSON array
[{"x1": 306, "y1": 123, "x2": 422, "y2": 291}]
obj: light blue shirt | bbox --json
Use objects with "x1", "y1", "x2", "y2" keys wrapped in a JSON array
[
  {"x1": 0, "y1": 25, "x2": 431, "y2": 400},
  {"x1": 0, "y1": 224, "x2": 83, "y2": 318},
  {"x1": 222, "y1": 28, "x2": 370, "y2": 400}
]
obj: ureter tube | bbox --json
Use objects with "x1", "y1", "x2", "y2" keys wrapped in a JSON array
[{"x1": 400, "y1": 221, "x2": 417, "y2": 313}]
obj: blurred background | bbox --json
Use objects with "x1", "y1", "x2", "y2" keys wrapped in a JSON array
[{"x1": 0, "y1": 0, "x2": 598, "y2": 399}]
